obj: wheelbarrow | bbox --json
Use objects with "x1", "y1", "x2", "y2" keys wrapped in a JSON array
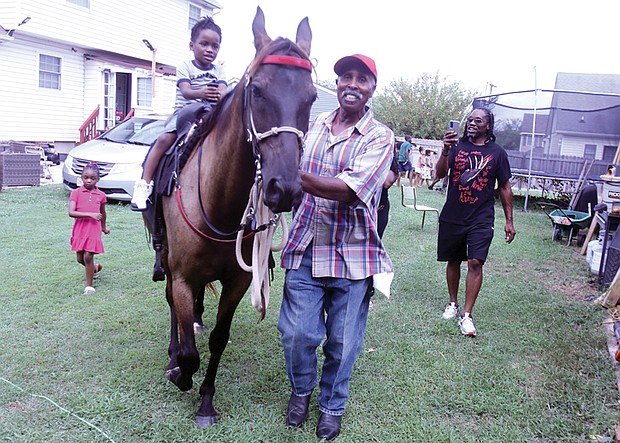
[{"x1": 538, "y1": 202, "x2": 592, "y2": 246}]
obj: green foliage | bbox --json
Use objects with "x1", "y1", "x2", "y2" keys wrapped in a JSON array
[
  {"x1": 495, "y1": 117, "x2": 523, "y2": 150},
  {"x1": 373, "y1": 72, "x2": 476, "y2": 138},
  {"x1": 0, "y1": 185, "x2": 618, "y2": 442}
]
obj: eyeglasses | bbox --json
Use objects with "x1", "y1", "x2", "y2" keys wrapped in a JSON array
[{"x1": 467, "y1": 117, "x2": 486, "y2": 125}]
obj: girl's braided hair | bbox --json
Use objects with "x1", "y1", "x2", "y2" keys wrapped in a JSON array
[{"x1": 83, "y1": 161, "x2": 100, "y2": 177}]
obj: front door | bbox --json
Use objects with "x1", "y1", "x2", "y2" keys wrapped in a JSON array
[{"x1": 115, "y1": 73, "x2": 131, "y2": 123}]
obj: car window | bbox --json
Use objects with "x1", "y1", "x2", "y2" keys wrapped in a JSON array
[
  {"x1": 99, "y1": 118, "x2": 166, "y2": 145},
  {"x1": 128, "y1": 120, "x2": 166, "y2": 144}
]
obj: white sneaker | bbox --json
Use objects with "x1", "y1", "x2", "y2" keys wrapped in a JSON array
[
  {"x1": 130, "y1": 179, "x2": 153, "y2": 211},
  {"x1": 458, "y1": 314, "x2": 477, "y2": 337},
  {"x1": 441, "y1": 302, "x2": 459, "y2": 320}
]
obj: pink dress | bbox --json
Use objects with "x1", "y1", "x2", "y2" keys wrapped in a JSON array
[{"x1": 70, "y1": 186, "x2": 107, "y2": 253}]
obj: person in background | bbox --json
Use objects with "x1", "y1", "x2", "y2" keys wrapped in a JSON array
[
  {"x1": 396, "y1": 135, "x2": 413, "y2": 187},
  {"x1": 434, "y1": 107, "x2": 516, "y2": 337},
  {"x1": 131, "y1": 17, "x2": 227, "y2": 210},
  {"x1": 413, "y1": 145, "x2": 424, "y2": 187},
  {"x1": 69, "y1": 162, "x2": 110, "y2": 295},
  {"x1": 428, "y1": 158, "x2": 446, "y2": 190},
  {"x1": 408, "y1": 142, "x2": 420, "y2": 187},
  {"x1": 278, "y1": 54, "x2": 393, "y2": 441},
  {"x1": 419, "y1": 149, "x2": 434, "y2": 188}
]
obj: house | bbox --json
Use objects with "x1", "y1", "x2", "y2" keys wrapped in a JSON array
[
  {"x1": 0, "y1": 0, "x2": 226, "y2": 155},
  {"x1": 311, "y1": 84, "x2": 338, "y2": 122},
  {"x1": 545, "y1": 73, "x2": 620, "y2": 162},
  {"x1": 0, "y1": 0, "x2": 337, "y2": 157},
  {"x1": 519, "y1": 113, "x2": 549, "y2": 153}
]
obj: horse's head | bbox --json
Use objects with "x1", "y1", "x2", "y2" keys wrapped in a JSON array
[{"x1": 245, "y1": 7, "x2": 316, "y2": 213}]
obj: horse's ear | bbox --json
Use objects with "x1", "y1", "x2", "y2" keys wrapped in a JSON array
[
  {"x1": 295, "y1": 17, "x2": 312, "y2": 56},
  {"x1": 252, "y1": 6, "x2": 272, "y2": 54}
]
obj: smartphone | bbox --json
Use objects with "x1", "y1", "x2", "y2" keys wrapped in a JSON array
[{"x1": 449, "y1": 120, "x2": 460, "y2": 134}]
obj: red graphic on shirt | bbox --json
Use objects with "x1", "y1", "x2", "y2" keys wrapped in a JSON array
[{"x1": 452, "y1": 149, "x2": 494, "y2": 205}]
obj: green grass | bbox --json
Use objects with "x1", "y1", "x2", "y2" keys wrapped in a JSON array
[{"x1": 0, "y1": 184, "x2": 618, "y2": 442}]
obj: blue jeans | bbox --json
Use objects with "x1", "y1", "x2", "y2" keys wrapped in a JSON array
[{"x1": 278, "y1": 246, "x2": 371, "y2": 415}]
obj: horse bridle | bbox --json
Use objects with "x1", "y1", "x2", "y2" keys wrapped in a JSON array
[
  {"x1": 244, "y1": 54, "x2": 313, "y2": 161},
  {"x1": 181, "y1": 53, "x2": 313, "y2": 242}
]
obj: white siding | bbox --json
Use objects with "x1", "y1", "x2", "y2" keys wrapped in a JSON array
[
  {"x1": 83, "y1": 57, "x2": 102, "y2": 124},
  {"x1": 561, "y1": 135, "x2": 620, "y2": 159},
  {"x1": 0, "y1": 38, "x2": 84, "y2": 142},
  {"x1": 13, "y1": 0, "x2": 207, "y2": 68},
  {"x1": 1, "y1": 0, "x2": 192, "y2": 145},
  {"x1": 0, "y1": 3, "x2": 18, "y2": 28}
]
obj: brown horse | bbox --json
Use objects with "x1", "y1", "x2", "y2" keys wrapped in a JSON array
[{"x1": 153, "y1": 7, "x2": 316, "y2": 428}]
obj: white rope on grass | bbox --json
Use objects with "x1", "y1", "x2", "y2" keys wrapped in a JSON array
[{"x1": 0, "y1": 376, "x2": 116, "y2": 443}]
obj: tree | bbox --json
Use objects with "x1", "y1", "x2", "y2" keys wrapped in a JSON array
[
  {"x1": 372, "y1": 72, "x2": 476, "y2": 139},
  {"x1": 493, "y1": 117, "x2": 522, "y2": 150}
]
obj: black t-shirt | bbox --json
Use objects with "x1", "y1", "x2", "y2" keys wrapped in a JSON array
[{"x1": 439, "y1": 138, "x2": 511, "y2": 226}]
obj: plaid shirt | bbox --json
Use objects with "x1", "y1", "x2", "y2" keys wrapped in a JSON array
[{"x1": 281, "y1": 107, "x2": 394, "y2": 279}]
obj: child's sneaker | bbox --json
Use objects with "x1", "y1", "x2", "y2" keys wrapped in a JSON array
[
  {"x1": 441, "y1": 302, "x2": 459, "y2": 319},
  {"x1": 458, "y1": 313, "x2": 477, "y2": 337},
  {"x1": 93, "y1": 263, "x2": 103, "y2": 279},
  {"x1": 130, "y1": 179, "x2": 153, "y2": 211}
]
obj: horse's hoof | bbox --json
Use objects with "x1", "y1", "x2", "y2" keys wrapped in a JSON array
[
  {"x1": 196, "y1": 414, "x2": 220, "y2": 428},
  {"x1": 165, "y1": 367, "x2": 193, "y2": 392},
  {"x1": 193, "y1": 322, "x2": 205, "y2": 335}
]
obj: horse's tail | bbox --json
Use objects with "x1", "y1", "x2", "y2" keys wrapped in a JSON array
[{"x1": 205, "y1": 282, "x2": 220, "y2": 301}]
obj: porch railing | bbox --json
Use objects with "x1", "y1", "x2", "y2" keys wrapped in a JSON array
[{"x1": 79, "y1": 106, "x2": 100, "y2": 144}]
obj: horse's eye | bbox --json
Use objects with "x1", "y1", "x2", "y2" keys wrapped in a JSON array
[{"x1": 250, "y1": 84, "x2": 264, "y2": 99}]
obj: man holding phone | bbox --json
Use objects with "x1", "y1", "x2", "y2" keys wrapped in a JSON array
[{"x1": 434, "y1": 108, "x2": 516, "y2": 336}]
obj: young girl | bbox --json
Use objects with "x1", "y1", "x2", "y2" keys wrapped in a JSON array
[
  {"x1": 130, "y1": 16, "x2": 227, "y2": 210},
  {"x1": 69, "y1": 162, "x2": 110, "y2": 295}
]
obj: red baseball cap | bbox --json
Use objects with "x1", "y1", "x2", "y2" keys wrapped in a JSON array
[{"x1": 333, "y1": 54, "x2": 377, "y2": 81}]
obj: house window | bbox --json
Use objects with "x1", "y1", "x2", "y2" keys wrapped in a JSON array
[
  {"x1": 584, "y1": 144, "x2": 596, "y2": 160},
  {"x1": 522, "y1": 134, "x2": 544, "y2": 148},
  {"x1": 67, "y1": 0, "x2": 90, "y2": 7},
  {"x1": 603, "y1": 145, "x2": 617, "y2": 163},
  {"x1": 189, "y1": 4, "x2": 201, "y2": 29},
  {"x1": 39, "y1": 54, "x2": 61, "y2": 90},
  {"x1": 534, "y1": 135, "x2": 543, "y2": 148},
  {"x1": 137, "y1": 78, "x2": 152, "y2": 107}
]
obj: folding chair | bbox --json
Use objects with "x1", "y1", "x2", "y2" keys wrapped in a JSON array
[{"x1": 401, "y1": 185, "x2": 439, "y2": 229}]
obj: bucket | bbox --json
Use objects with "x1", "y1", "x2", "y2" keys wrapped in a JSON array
[
  {"x1": 586, "y1": 239, "x2": 599, "y2": 264},
  {"x1": 600, "y1": 175, "x2": 620, "y2": 214},
  {"x1": 591, "y1": 244, "x2": 603, "y2": 275}
]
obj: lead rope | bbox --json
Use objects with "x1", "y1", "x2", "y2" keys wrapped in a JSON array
[{"x1": 235, "y1": 179, "x2": 288, "y2": 318}]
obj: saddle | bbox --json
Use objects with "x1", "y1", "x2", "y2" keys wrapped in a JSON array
[{"x1": 144, "y1": 102, "x2": 212, "y2": 281}]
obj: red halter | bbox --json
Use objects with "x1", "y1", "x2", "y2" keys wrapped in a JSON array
[{"x1": 261, "y1": 55, "x2": 312, "y2": 72}]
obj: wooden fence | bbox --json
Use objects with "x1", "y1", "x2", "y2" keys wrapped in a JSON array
[{"x1": 506, "y1": 151, "x2": 609, "y2": 179}]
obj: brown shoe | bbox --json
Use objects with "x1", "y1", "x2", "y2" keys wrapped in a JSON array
[
  {"x1": 316, "y1": 412, "x2": 341, "y2": 440},
  {"x1": 286, "y1": 393, "x2": 311, "y2": 427}
]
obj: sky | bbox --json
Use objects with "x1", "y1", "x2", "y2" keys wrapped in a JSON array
[{"x1": 212, "y1": 0, "x2": 620, "y2": 97}]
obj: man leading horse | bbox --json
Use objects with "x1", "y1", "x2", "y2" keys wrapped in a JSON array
[{"x1": 278, "y1": 54, "x2": 394, "y2": 441}]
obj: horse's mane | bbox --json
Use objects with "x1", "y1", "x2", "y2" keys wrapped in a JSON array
[{"x1": 193, "y1": 38, "x2": 311, "y2": 140}]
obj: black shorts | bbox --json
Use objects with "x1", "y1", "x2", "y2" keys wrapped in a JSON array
[{"x1": 437, "y1": 221, "x2": 494, "y2": 263}]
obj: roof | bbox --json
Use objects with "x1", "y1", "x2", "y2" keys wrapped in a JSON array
[
  {"x1": 520, "y1": 113, "x2": 549, "y2": 133},
  {"x1": 310, "y1": 84, "x2": 339, "y2": 121},
  {"x1": 550, "y1": 73, "x2": 620, "y2": 136}
]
